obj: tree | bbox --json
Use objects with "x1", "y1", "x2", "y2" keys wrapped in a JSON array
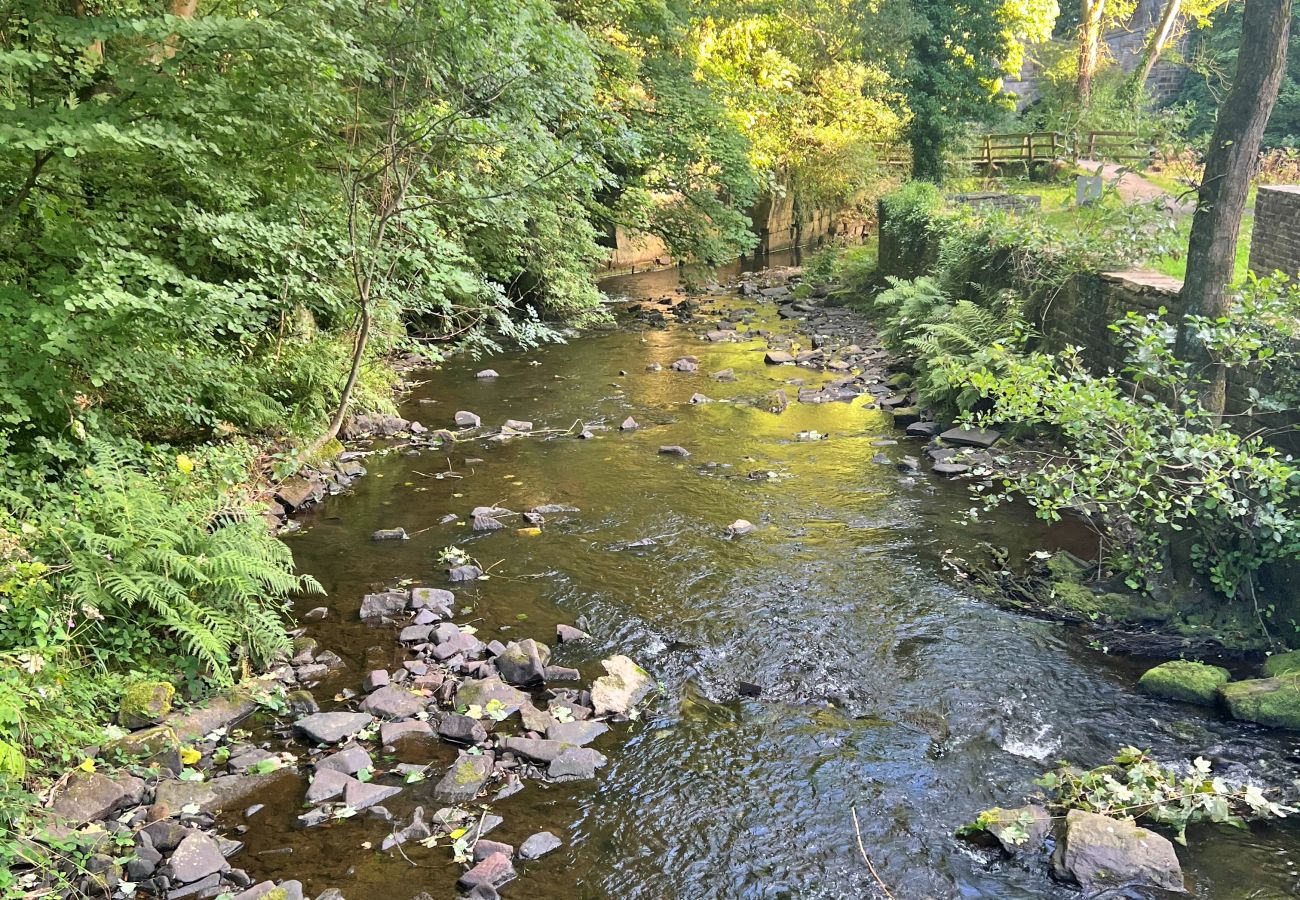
[
  {"x1": 1077, "y1": 0, "x2": 1110, "y2": 103},
  {"x1": 1128, "y1": 0, "x2": 1227, "y2": 97},
  {"x1": 1177, "y1": 0, "x2": 1293, "y2": 419},
  {"x1": 902, "y1": 0, "x2": 1059, "y2": 180}
]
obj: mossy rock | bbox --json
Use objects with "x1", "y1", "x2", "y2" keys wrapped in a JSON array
[
  {"x1": 1138, "y1": 660, "x2": 1230, "y2": 706},
  {"x1": 1262, "y1": 650, "x2": 1300, "y2": 678},
  {"x1": 1219, "y1": 674, "x2": 1300, "y2": 729},
  {"x1": 120, "y1": 681, "x2": 175, "y2": 730},
  {"x1": 1047, "y1": 579, "x2": 1171, "y2": 623},
  {"x1": 885, "y1": 372, "x2": 913, "y2": 389}
]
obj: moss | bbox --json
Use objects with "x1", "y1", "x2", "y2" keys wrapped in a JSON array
[
  {"x1": 1138, "y1": 660, "x2": 1230, "y2": 706},
  {"x1": 885, "y1": 372, "x2": 913, "y2": 389},
  {"x1": 1045, "y1": 551, "x2": 1088, "y2": 582},
  {"x1": 1219, "y1": 674, "x2": 1300, "y2": 729},
  {"x1": 261, "y1": 888, "x2": 288, "y2": 900},
  {"x1": 119, "y1": 681, "x2": 175, "y2": 729},
  {"x1": 453, "y1": 759, "x2": 482, "y2": 785},
  {"x1": 1262, "y1": 650, "x2": 1300, "y2": 678}
]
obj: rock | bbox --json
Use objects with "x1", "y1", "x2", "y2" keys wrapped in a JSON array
[
  {"x1": 381, "y1": 807, "x2": 431, "y2": 851},
  {"x1": 315, "y1": 745, "x2": 372, "y2": 775},
  {"x1": 939, "y1": 426, "x2": 1001, "y2": 449},
  {"x1": 590, "y1": 655, "x2": 653, "y2": 717},
  {"x1": 645, "y1": 362, "x2": 662, "y2": 372},
  {"x1": 546, "y1": 720, "x2": 609, "y2": 746},
  {"x1": 971, "y1": 805, "x2": 1051, "y2": 855},
  {"x1": 501, "y1": 738, "x2": 575, "y2": 764},
  {"x1": 1262, "y1": 650, "x2": 1300, "y2": 677},
  {"x1": 454, "y1": 411, "x2": 481, "y2": 428},
  {"x1": 227, "y1": 748, "x2": 277, "y2": 774},
  {"x1": 456, "y1": 852, "x2": 515, "y2": 891},
  {"x1": 495, "y1": 639, "x2": 551, "y2": 685},
  {"x1": 704, "y1": 329, "x2": 737, "y2": 342},
  {"x1": 1138, "y1": 660, "x2": 1230, "y2": 706},
  {"x1": 438, "y1": 714, "x2": 488, "y2": 745},
  {"x1": 545, "y1": 665, "x2": 580, "y2": 682},
  {"x1": 293, "y1": 712, "x2": 374, "y2": 744},
  {"x1": 343, "y1": 779, "x2": 401, "y2": 811},
  {"x1": 411, "y1": 587, "x2": 455, "y2": 611},
  {"x1": 476, "y1": 369, "x2": 499, "y2": 379},
  {"x1": 455, "y1": 678, "x2": 528, "y2": 714},
  {"x1": 360, "y1": 590, "x2": 408, "y2": 620},
  {"x1": 399, "y1": 624, "x2": 433, "y2": 643},
  {"x1": 519, "y1": 832, "x2": 562, "y2": 860},
  {"x1": 556, "y1": 624, "x2": 590, "y2": 644},
  {"x1": 670, "y1": 357, "x2": 698, "y2": 373},
  {"x1": 143, "y1": 820, "x2": 191, "y2": 852},
  {"x1": 725, "y1": 519, "x2": 756, "y2": 537},
  {"x1": 764, "y1": 389, "x2": 789, "y2": 414},
  {"x1": 658, "y1": 445, "x2": 690, "y2": 458},
  {"x1": 531, "y1": 504, "x2": 580, "y2": 515},
  {"x1": 156, "y1": 772, "x2": 280, "y2": 815},
  {"x1": 168, "y1": 871, "x2": 224, "y2": 899},
  {"x1": 360, "y1": 686, "x2": 425, "y2": 719},
  {"x1": 431, "y1": 631, "x2": 486, "y2": 661},
  {"x1": 363, "y1": 670, "x2": 389, "y2": 692},
  {"x1": 1220, "y1": 674, "x2": 1300, "y2": 729},
  {"x1": 620, "y1": 417, "x2": 638, "y2": 431},
  {"x1": 548, "y1": 747, "x2": 607, "y2": 782},
  {"x1": 303, "y1": 607, "x2": 329, "y2": 621},
  {"x1": 169, "y1": 833, "x2": 226, "y2": 885},
  {"x1": 503, "y1": 419, "x2": 533, "y2": 433},
  {"x1": 433, "y1": 752, "x2": 494, "y2": 803},
  {"x1": 448, "y1": 564, "x2": 483, "y2": 582},
  {"x1": 712, "y1": 368, "x2": 736, "y2": 382},
  {"x1": 305, "y1": 768, "x2": 351, "y2": 803},
  {"x1": 473, "y1": 839, "x2": 515, "y2": 862},
  {"x1": 472, "y1": 514, "x2": 504, "y2": 532},
  {"x1": 689, "y1": 393, "x2": 711, "y2": 404},
  {"x1": 106, "y1": 723, "x2": 184, "y2": 774},
  {"x1": 380, "y1": 720, "x2": 433, "y2": 745},
  {"x1": 931, "y1": 462, "x2": 970, "y2": 477},
  {"x1": 370, "y1": 528, "x2": 408, "y2": 542},
  {"x1": 764, "y1": 350, "x2": 794, "y2": 364},
  {"x1": 120, "y1": 681, "x2": 175, "y2": 729},
  {"x1": 1051, "y1": 810, "x2": 1184, "y2": 893},
  {"x1": 905, "y1": 421, "x2": 941, "y2": 438},
  {"x1": 518, "y1": 702, "x2": 557, "y2": 733},
  {"x1": 737, "y1": 681, "x2": 761, "y2": 698},
  {"x1": 49, "y1": 773, "x2": 126, "y2": 825}
]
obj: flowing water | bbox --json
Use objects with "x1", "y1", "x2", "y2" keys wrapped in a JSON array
[{"x1": 234, "y1": 256, "x2": 1300, "y2": 899}]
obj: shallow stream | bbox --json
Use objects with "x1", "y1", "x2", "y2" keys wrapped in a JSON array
[{"x1": 239, "y1": 257, "x2": 1300, "y2": 898}]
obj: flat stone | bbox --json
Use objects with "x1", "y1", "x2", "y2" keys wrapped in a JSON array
[
  {"x1": 1220, "y1": 674, "x2": 1300, "y2": 728},
  {"x1": 363, "y1": 670, "x2": 389, "y2": 692},
  {"x1": 142, "y1": 821, "x2": 191, "y2": 852},
  {"x1": 658, "y1": 445, "x2": 690, "y2": 458},
  {"x1": 519, "y1": 831, "x2": 562, "y2": 860},
  {"x1": 293, "y1": 712, "x2": 374, "y2": 744},
  {"x1": 360, "y1": 590, "x2": 408, "y2": 620},
  {"x1": 546, "y1": 720, "x2": 609, "y2": 746},
  {"x1": 590, "y1": 655, "x2": 653, "y2": 717},
  {"x1": 501, "y1": 738, "x2": 575, "y2": 764},
  {"x1": 456, "y1": 852, "x2": 515, "y2": 891},
  {"x1": 399, "y1": 624, "x2": 433, "y2": 643},
  {"x1": 455, "y1": 678, "x2": 529, "y2": 715},
  {"x1": 454, "y1": 411, "x2": 481, "y2": 428},
  {"x1": 544, "y1": 665, "x2": 580, "y2": 681},
  {"x1": 939, "y1": 426, "x2": 1001, "y2": 449},
  {"x1": 370, "y1": 528, "x2": 407, "y2": 542},
  {"x1": 448, "y1": 564, "x2": 483, "y2": 582},
  {"x1": 305, "y1": 768, "x2": 351, "y2": 803},
  {"x1": 303, "y1": 607, "x2": 329, "y2": 621},
  {"x1": 547, "y1": 747, "x2": 607, "y2": 782},
  {"x1": 432, "y1": 752, "x2": 494, "y2": 804},
  {"x1": 227, "y1": 748, "x2": 277, "y2": 774},
  {"x1": 438, "y1": 714, "x2": 488, "y2": 745},
  {"x1": 531, "y1": 504, "x2": 579, "y2": 515},
  {"x1": 359, "y1": 686, "x2": 425, "y2": 719},
  {"x1": 381, "y1": 807, "x2": 431, "y2": 851},
  {"x1": 764, "y1": 350, "x2": 795, "y2": 364},
  {"x1": 905, "y1": 421, "x2": 941, "y2": 438},
  {"x1": 343, "y1": 779, "x2": 401, "y2": 811},
  {"x1": 169, "y1": 692, "x2": 259, "y2": 743},
  {"x1": 713, "y1": 368, "x2": 736, "y2": 382},
  {"x1": 168, "y1": 872, "x2": 224, "y2": 900},
  {"x1": 931, "y1": 462, "x2": 971, "y2": 476},
  {"x1": 380, "y1": 720, "x2": 433, "y2": 744},
  {"x1": 49, "y1": 773, "x2": 126, "y2": 825},
  {"x1": 314, "y1": 745, "x2": 372, "y2": 775},
  {"x1": 518, "y1": 701, "x2": 557, "y2": 733},
  {"x1": 431, "y1": 632, "x2": 485, "y2": 661},
  {"x1": 169, "y1": 833, "x2": 225, "y2": 884},
  {"x1": 410, "y1": 587, "x2": 455, "y2": 611},
  {"x1": 556, "y1": 624, "x2": 590, "y2": 644},
  {"x1": 503, "y1": 419, "x2": 533, "y2": 433},
  {"x1": 473, "y1": 839, "x2": 515, "y2": 862}
]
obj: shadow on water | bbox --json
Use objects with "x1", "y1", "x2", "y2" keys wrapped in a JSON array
[{"x1": 232, "y1": 251, "x2": 1300, "y2": 899}]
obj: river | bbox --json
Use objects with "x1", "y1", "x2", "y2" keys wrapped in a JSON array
[{"x1": 233, "y1": 255, "x2": 1300, "y2": 899}]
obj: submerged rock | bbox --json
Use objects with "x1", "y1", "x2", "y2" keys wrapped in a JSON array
[
  {"x1": 448, "y1": 564, "x2": 483, "y2": 582},
  {"x1": 293, "y1": 712, "x2": 374, "y2": 744},
  {"x1": 476, "y1": 369, "x2": 499, "y2": 379},
  {"x1": 1051, "y1": 810, "x2": 1184, "y2": 893},
  {"x1": 658, "y1": 445, "x2": 690, "y2": 458},
  {"x1": 1138, "y1": 660, "x2": 1230, "y2": 706},
  {"x1": 433, "y1": 752, "x2": 494, "y2": 803},
  {"x1": 1220, "y1": 674, "x2": 1300, "y2": 729},
  {"x1": 456, "y1": 851, "x2": 515, "y2": 891},
  {"x1": 519, "y1": 831, "x2": 562, "y2": 860},
  {"x1": 454, "y1": 411, "x2": 481, "y2": 428},
  {"x1": 546, "y1": 720, "x2": 609, "y2": 746},
  {"x1": 548, "y1": 747, "x2": 607, "y2": 782},
  {"x1": 370, "y1": 528, "x2": 407, "y2": 542},
  {"x1": 359, "y1": 590, "x2": 407, "y2": 620}
]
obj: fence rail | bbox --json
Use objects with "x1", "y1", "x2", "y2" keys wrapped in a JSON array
[{"x1": 873, "y1": 131, "x2": 1152, "y2": 169}]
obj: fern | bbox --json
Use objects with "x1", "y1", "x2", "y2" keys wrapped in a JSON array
[{"x1": 7, "y1": 442, "x2": 319, "y2": 683}]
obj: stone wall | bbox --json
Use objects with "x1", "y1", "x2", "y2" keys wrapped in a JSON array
[
  {"x1": 1248, "y1": 185, "x2": 1300, "y2": 278},
  {"x1": 1038, "y1": 270, "x2": 1185, "y2": 371}
]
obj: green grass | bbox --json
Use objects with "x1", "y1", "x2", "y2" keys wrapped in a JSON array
[{"x1": 1151, "y1": 214, "x2": 1254, "y2": 285}]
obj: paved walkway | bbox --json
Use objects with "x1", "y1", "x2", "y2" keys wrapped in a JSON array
[{"x1": 1077, "y1": 158, "x2": 1195, "y2": 214}]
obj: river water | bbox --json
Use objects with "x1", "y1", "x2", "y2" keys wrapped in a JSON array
[{"x1": 240, "y1": 257, "x2": 1300, "y2": 898}]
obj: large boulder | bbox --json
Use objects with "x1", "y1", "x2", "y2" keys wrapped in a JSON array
[
  {"x1": 119, "y1": 681, "x2": 175, "y2": 729},
  {"x1": 590, "y1": 655, "x2": 653, "y2": 717},
  {"x1": 1051, "y1": 810, "x2": 1184, "y2": 893},
  {"x1": 49, "y1": 773, "x2": 126, "y2": 825},
  {"x1": 1220, "y1": 674, "x2": 1300, "y2": 729},
  {"x1": 1138, "y1": 660, "x2": 1230, "y2": 706},
  {"x1": 1262, "y1": 650, "x2": 1300, "y2": 678},
  {"x1": 169, "y1": 832, "x2": 226, "y2": 884}
]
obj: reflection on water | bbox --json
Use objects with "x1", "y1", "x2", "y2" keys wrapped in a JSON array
[{"x1": 235, "y1": 257, "x2": 1300, "y2": 899}]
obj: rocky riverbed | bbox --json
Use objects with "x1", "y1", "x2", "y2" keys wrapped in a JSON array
[{"x1": 23, "y1": 254, "x2": 1300, "y2": 899}]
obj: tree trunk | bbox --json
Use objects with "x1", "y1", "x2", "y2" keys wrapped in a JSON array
[
  {"x1": 1077, "y1": 0, "x2": 1109, "y2": 104},
  {"x1": 1132, "y1": 0, "x2": 1183, "y2": 92},
  {"x1": 306, "y1": 304, "x2": 371, "y2": 457},
  {"x1": 1176, "y1": 0, "x2": 1292, "y2": 420}
]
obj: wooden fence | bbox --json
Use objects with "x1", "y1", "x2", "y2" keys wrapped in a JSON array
[{"x1": 874, "y1": 131, "x2": 1152, "y2": 170}]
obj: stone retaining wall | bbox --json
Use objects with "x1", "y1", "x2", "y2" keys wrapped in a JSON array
[{"x1": 1248, "y1": 185, "x2": 1300, "y2": 278}]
